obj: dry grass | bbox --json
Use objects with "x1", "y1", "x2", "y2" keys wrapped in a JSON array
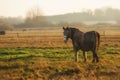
[
  {"x1": 0, "y1": 29, "x2": 120, "y2": 80},
  {"x1": 0, "y1": 49, "x2": 119, "y2": 80},
  {"x1": 0, "y1": 29, "x2": 120, "y2": 48}
]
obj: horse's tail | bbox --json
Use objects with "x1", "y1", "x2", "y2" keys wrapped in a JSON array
[
  {"x1": 98, "y1": 33, "x2": 100, "y2": 46},
  {"x1": 96, "y1": 32, "x2": 100, "y2": 48},
  {"x1": 97, "y1": 32, "x2": 100, "y2": 47}
]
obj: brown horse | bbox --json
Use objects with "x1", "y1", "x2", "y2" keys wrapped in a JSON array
[{"x1": 63, "y1": 27, "x2": 100, "y2": 62}]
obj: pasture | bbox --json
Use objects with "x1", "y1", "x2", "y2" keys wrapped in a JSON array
[{"x1": 0, "y1": 28, "x2": 120, "y2": 80}]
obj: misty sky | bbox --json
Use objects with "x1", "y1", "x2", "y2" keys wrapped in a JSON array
[{"x1": 0, "y1": 0, "x2": 120, "y2": 17}]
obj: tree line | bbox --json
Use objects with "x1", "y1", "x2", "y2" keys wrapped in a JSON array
[{"x1": 0, "y1": 7, "x2": 120, "y2": 30}]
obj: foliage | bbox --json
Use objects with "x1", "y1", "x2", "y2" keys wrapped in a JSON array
[
  {"x1": 0, "y1": 19, "x2": 14, "y2": 30},
  {"x1": 47, "y1": 7, "x2": 120, "y2": 23},
  {"x1": 1, "y1": 7, "x2": 120, "y2": 28}
]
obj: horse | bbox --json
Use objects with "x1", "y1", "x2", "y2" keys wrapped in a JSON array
[{"x1": 63, "y1": 27, "x2": 100, "y2": 62}]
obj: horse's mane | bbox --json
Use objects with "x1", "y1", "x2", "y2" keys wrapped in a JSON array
[
  {"x1": 70, "y1": 27, "x2": 83, "y2": 33},
  {"x1": 70, "y1": 28, "x2": 79, "y2": 31}
]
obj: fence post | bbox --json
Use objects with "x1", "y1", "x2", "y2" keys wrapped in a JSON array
[{"x1": 103, "y1": 31, "x2": 106, "y2": 41}]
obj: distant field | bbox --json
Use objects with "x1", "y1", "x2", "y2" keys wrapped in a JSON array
[
  {"x1": 0, "y1": 29, "x2": 120, "y2": 48},
  {"x1": 0, "y1": 29, "x2": 120, "y2": 80}
]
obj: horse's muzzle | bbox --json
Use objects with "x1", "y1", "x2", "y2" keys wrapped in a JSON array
[{"x1": 64, "y1": 36, "x2": 68, "y2": 43}]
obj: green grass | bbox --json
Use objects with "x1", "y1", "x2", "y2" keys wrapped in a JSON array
[
  {"x1": 0, "y1": 46, "x2": 120, "y2": 80},
  {"x1": 0, "y1": 48, "x2": 74, "y2": 61}
]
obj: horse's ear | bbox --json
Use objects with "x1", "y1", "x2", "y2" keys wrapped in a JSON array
[
  {"x1": 67, "y1": 26, "x2": 69, "y2": 29},
  {"x1": 63, "y1": 26, "x2": 65, "y2": 30},
  {"x1": 66, "y1": 26, "x2": 69, "y2": 29}
]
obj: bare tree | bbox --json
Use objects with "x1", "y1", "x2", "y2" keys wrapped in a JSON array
[
  {"x1": 25, "y1": 6, "x2": 49, "y2": 27},
  {"x1": 26, "y1": 6, "x2": 44, "y2": 19}
]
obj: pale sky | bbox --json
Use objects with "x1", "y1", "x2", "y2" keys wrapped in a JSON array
[{"x1": 0, "y1": 0, "x2": 120, "y2": 17}]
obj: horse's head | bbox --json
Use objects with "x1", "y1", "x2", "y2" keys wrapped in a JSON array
[{"x1": 63, "y1": 26, "x2": 71, "y2": 43}]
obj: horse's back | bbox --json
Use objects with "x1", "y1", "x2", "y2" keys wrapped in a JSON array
[
  {"x1": 83, "y1": 31, "x2": 100, "y2": 51},
  {"x1": 84, "y1": 31, "x2": 97, "y2": 42}
]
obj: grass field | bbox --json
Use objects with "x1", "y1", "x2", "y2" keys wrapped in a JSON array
[{"x1": 0, "y1": 29, "x2": 120, "y2": 80}]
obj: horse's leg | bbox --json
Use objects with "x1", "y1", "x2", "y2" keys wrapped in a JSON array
[
  {"x1": 74, "y1": 50, "x2": 78, "y2": 62},
  {"x1": 83, "y1": 51, "x2": 87, "y2": 62},
  {"x1": 92, "y1": 50, "x2": 96, "y2": 62},
  {"x1": 95, "y1": 51, "x2": 99, "y2": 62},
  {"x1": 92, "y1": 50, "x2": 99, "y2": 62}
]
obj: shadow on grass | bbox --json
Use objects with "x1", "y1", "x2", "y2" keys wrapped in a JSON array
[
  {"x1": 49, "y1": 68, "x2": 80, "y2": 79},
  {"x1": 0, "y1": 51, "x2": 26, "y2": 55},
  {"x1": 42, "y1": 56, "x2": 65, "y2": 61},
  {"x1": 0, "y1": 64, "x2": 26, "y2": 70},
  {"x1": 100, "y1": 71, "x2": 118, "y2": 76},
  {"x1": 0, "y1": 55, "x2": 40, "y2": 62}
]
